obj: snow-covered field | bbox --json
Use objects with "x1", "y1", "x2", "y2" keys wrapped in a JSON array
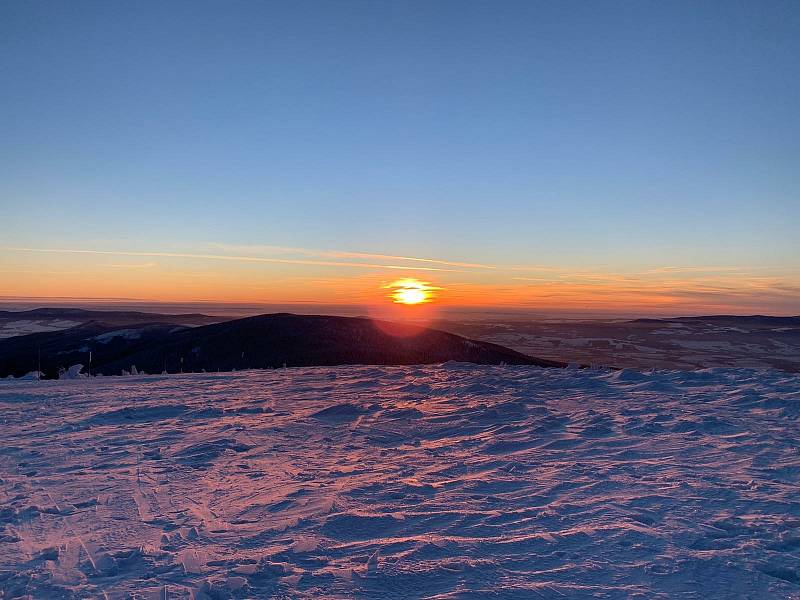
[{"x1": 1, "y1": 365, "x2": 800, "y2": 599}]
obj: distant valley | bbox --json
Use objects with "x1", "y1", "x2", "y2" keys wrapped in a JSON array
[{"x1": 439, "y1": 315, "x2": 800, "y2": 372}]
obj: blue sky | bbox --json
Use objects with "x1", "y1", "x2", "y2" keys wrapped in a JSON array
[{"x1": 1, "y1": 1, "x2": 798, "y2": 313}]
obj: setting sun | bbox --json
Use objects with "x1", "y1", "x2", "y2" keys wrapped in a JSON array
[
  {"x1": 386, "y1": 278, "x2": 436, "y2": 305},
  {"x1": 396, "y1": 286, "x2": 426, "y2": 305}
]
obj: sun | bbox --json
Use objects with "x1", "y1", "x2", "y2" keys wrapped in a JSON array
[
  {"x1": 395, "y1": 286, "x2": 427, "y2": 305},
  {"x1": 386, "y1": 278, "x2": 436, "y2": 305}
]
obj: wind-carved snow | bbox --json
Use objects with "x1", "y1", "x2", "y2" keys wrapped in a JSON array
[{"x1": 1, "y1": 365, "x2": 799, "y2": 598}]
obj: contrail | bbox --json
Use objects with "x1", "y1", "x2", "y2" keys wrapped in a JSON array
[
  {"x1": 0, "y1": 247, "x2": 459, "y2": 272},
  {"x1": 210, "y1": 243, "x2": 497, "y2": 270}
]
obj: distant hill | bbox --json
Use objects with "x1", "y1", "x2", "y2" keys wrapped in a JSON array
[
  {"x1": 0, "y1": 313, "x2": 565, "y2": 378},
  {"x1": 0, "y1": 307, "x2": 222, "y2": 339},
  {"x1": 436, "y1": 314, "x2": 800, "y2": 372},
  {"x1": 631, "y1": 315, "x2": 800, "y2": 327}
]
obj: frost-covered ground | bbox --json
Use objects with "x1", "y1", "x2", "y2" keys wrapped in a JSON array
[{"x1": 1, "y1": 365, "x2": 800, "y2": 599}]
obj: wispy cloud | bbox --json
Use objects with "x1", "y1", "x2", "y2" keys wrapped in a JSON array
[
  {"x1": 210, "y1": 243, "x2": 497, "y2": 270},
  {"x1": 105, "y1": 261, "x2": 158, "y2": 269},
  {"x1": 1, "y1": 247, "x2": 459, "y2": 272},
  {"x1": 511, "y1": 276, "x2": 562, "y2": 283},
  {"x1": 643, "y1": 266, "x2": 750, "y2": 274}
]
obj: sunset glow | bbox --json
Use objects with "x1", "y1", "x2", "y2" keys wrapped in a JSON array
[
  {"x1": 0, "y1": 1, "x2": 797, "y2": 319},
  {"x1": 1, "y1": 244, "x2": 798, "y2": 316},
  {"x1": 387, "y1": 279, "x2": 435, "y2": 305},
  {"x1": 395, "y1": 287, "x2": 426, "y2": 305}
]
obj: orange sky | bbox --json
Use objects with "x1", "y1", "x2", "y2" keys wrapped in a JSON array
[{"x1": 1, "y1": 245, "x2": 798, "y2": 316}]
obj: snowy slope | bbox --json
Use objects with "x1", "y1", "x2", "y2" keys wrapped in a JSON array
[{"x1": 1, "y1": 365, "x2": 799, "y2": 598}]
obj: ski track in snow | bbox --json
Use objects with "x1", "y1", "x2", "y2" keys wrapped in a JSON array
[{"x1": 1, "y1": 364, "x2": 799, "y2": 599}]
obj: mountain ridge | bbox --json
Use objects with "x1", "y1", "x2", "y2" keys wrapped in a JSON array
[{"x1": 0, "y1": 312, "x2": 565, "y2": 378}]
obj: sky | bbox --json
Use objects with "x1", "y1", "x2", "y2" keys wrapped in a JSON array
[{"x1": 1, "y1": 1, "x2": 798, "y2": 316}]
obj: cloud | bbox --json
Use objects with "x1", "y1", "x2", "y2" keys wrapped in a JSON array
[
  {"x1": 210, "y1": 243, "x2": 496, "y2": 270},
  {"x1": 512, "y1": 276, "x2": 562, "y2": 283},
  {"x1": 105, "y1": 261, "x2": 158, "y2": 269},
  {"x1": 1, "y1": 247, "x2": 457, "y2": 272},
  {"x1": 643, "y1": 266, "x2": 750, "y2": 274}
]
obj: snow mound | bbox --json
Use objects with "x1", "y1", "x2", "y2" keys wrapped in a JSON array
[
  {"x1": 59, "y1": 364, "x2": 86, "y2": 379},
  {"x1": 16, "y1": 371, "x2": 43, "y2": 380}
]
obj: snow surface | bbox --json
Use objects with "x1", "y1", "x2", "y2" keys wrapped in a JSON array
[
  {"x1": 93, "y1": 329, "x2": 144, "y2": 344},
  {"x1": 1, "y1": 365, "x2": 799, "y2": 598}
]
